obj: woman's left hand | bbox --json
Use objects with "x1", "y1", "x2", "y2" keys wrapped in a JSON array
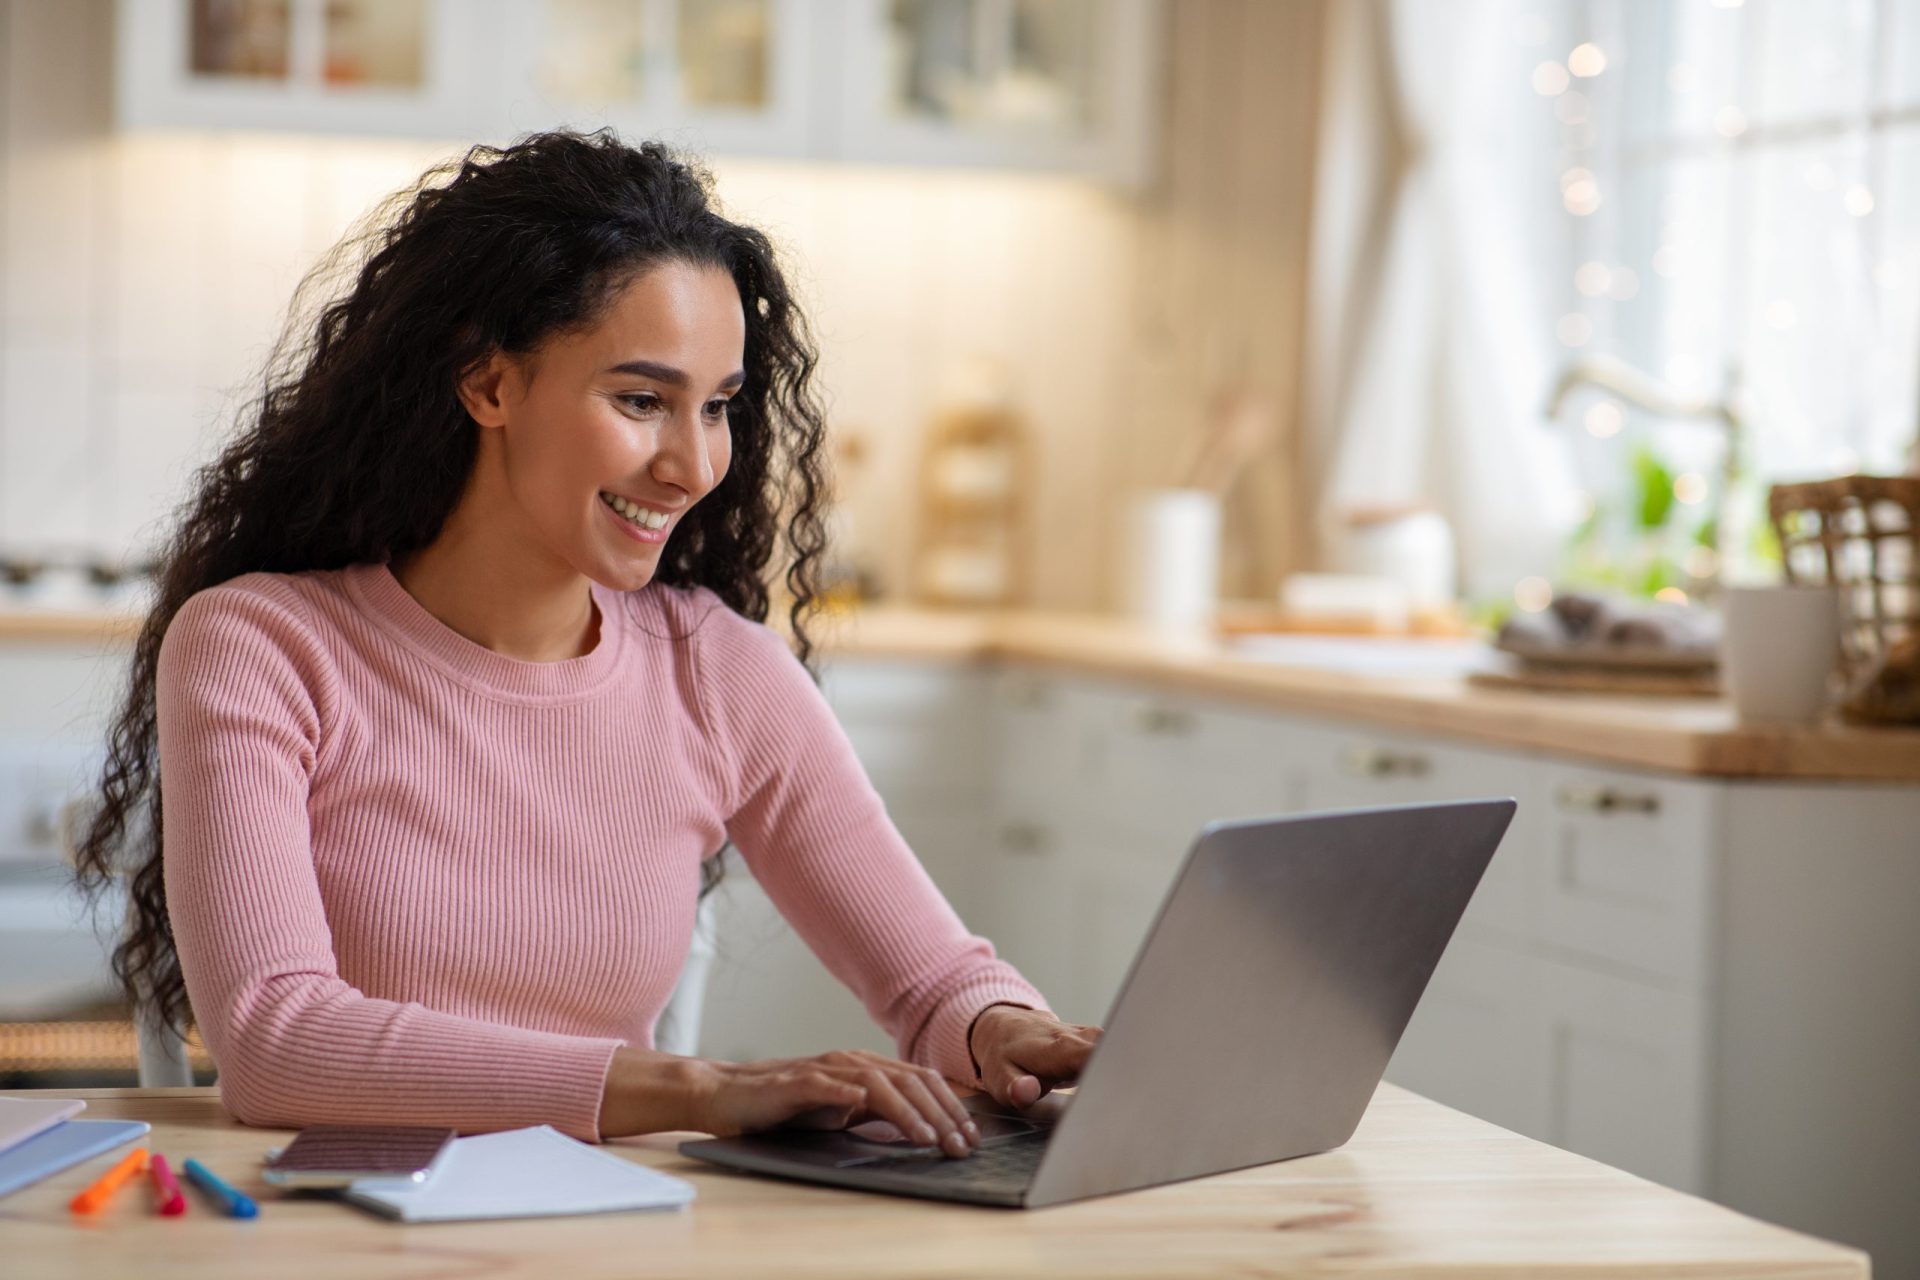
[{"x1": 967, "y1": 1003, "x2": 1103, "y2": 1109}]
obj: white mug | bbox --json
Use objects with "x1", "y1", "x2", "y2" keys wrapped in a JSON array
[
  {"x1": 1120, "y1": 489, "x2": 1221, "y2": 638},
  {"x1": 1720, "y1": 584, "x2": 1843, "y2": 724}
]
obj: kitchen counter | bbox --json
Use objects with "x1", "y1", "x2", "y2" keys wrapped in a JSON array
[
  {"x1": 0, "y1": 1084, "x2": 1868, "y2": 1278},
  {"x1": 11, "y1": 600, "x2": 1920, "y2": 783},
  {"x1": 796, "y1": 605, "x2": 1920, "y2": 783}
]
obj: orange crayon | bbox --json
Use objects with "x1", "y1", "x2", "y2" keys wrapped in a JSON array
[{"x1": 71, "y1": 1147, "x2": 149, "y2": 1214}]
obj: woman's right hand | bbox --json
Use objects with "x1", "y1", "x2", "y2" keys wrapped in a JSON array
[{"x1": 689, "y1": 1049, "x2": 980, "y2": 1158}]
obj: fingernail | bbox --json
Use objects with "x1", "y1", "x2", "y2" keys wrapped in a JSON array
[
  {"x1": 914, "y1": 1123, "x2": 937, "y2": 1144},
  {"x1": 965, "y1": 1120, "x2": 980, "y2": 1139},
  {"x1": 944, "y1": 1131, "x2": 969, "y2": 1157}
]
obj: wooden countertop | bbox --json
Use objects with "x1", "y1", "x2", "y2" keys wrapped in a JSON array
[
  {"x1": 796, "y1": 605, "x2": 1920, "y2": 784},
  {"x1": 0, "y1": 1085, "x2": 1866, "y2": 1278},
  {"x1": 10, "y1": 600, "x2": 1920, "y2": 783}
]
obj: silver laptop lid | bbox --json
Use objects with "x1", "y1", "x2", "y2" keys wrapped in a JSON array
[{"x1": 1025, "y1": 798, "x2": 1516, "y2": 1207}]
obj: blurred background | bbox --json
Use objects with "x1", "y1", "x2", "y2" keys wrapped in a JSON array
[{"x1": 4, "y1": 0, "x2": 1920, "y2": 1271}]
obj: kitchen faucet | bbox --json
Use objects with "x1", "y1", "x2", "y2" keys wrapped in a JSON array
[{"x1": 1544, "y1": 355, "x2": 1750, "y2": 586}]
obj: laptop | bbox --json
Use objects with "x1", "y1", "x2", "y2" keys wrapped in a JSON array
[{"x1": 678, "y1": 798, "x2": 1516, "y2": 1208}]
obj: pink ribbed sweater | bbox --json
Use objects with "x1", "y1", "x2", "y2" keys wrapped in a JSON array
[{"x1": 155, "y1": 560, "x2": 1050, "y2": 1143}]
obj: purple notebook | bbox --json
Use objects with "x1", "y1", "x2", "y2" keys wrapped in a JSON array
[
  {"x1": 0, "y1": 1096, "x2": 85, "y2": 1154},
  {"x1": 0, "y1": 1118, "x2": 151, "y2": 1199}
]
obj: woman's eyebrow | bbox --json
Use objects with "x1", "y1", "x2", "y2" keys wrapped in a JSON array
[{"x1": 606, "y1": 358, "x2": 746, "y2": 390}]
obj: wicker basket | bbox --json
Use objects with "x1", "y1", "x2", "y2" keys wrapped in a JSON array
[{"x1": 1768, "y1": 476, "x2": 1920, "y2": 724}]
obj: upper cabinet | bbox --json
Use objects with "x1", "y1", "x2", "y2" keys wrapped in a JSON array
[
  {"x1": 114, "y1": 0, "x2": 492, "y2": 139},
  {"x1": 829, "y1": 0, "x2": 1159, "y2": 186},
  {"x1": 490, "y1": 0, "x2": 821, "y2": 160},
  {"x1": 113, "y1": 0, "x2": 1164, "y2": 187}
]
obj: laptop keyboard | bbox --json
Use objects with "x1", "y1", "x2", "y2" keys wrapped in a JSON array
[{"x1": 854, "y1": 1129, "x2": 1049, "y2": 1189}]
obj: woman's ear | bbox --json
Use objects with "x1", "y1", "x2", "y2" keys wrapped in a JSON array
[{"x1": 456, "y1": 351, "x2": 516, "y2": 430}]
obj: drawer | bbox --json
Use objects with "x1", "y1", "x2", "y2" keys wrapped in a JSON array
[
  {"x1": 1535, "y1": 764, "x2": 1719, "y2": 986},
  {"x1": 819, "y1": 659, "x2": 991, "y2": 798}
]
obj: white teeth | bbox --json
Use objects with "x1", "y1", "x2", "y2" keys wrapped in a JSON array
[{"x1": 600, "y1": 491, "x2": 670, "y2": 531}]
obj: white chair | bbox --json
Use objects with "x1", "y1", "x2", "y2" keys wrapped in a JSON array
[{"x1": 136, "y1": 887, "x2": 722, "y2": 1086}]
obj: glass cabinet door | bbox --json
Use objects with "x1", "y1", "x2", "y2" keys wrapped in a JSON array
[
  {"x1": 831, "y1": 0, "x2": 1160, "y2": 186},
  {"x1": 117, "y1": 0, "x2": 494, "y2": 138},
  {"x1": 498, "y1": 0, "x2": 816, "y2": 160}
]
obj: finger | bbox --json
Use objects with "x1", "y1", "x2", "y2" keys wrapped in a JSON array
[
  {"x1": 858, "y1": 1069, "x2": 941, "y2": 1150},
  {"x1": 981, "y1": 1050, "x2": 1043, "y2": 1109},
  {"x1": 910, "y1": 1065, "x2": 979, "y2": 1141},
  {"x1": 892, "y1": 1069, "x2": 973, "y2": 1158}
]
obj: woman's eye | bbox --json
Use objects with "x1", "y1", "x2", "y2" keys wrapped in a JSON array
[
  {"x1": 704, "y1": 399, "x2": 731, "y2": 419},
  {"x1": 618, "y1": 393, "x2": 662, "y2": 415}
]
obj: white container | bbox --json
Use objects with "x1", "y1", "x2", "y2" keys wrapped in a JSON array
[
  {"x1": 1331, "y1": 508, "x2": 1457, "y2": 607},
  {"x1": 1121, "y1": 489, "x2": 1222, "y2": 637},
  {"x1": 1720, "y1": 584, "x2": 1843, "y2": 724}
]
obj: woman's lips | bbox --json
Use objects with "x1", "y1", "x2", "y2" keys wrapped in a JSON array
[{"x1": 603, "y1": 497, "x2": 669, "y2": 544}]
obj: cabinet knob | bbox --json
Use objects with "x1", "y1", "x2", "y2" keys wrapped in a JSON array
[
  {"x1": 998, "y1": 821, "x2": 1051, "y2": 854},
  {"x1": 1130, "y1": 704, "x2": 1195, "y2": 735},
  {"x1": 1555, "y1": 785, "x2": 1661, "y2": 816},
  {"x1": 1341, "y1": 746, "x2": 1431, "y2": 778}
]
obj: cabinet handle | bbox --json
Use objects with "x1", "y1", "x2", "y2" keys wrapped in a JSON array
[
  {"x1": 999, "y1": 821, "x2": 1051, "y2": 854},
  {"x1": 1341, "y1": 746, "x2": 1431, "y2": 778},
  {"x1": 1130, "y1": 704, "x2": 1195, "y2": 735},
  {"x1": 1555, "y1": 785, "x2": 1661, "y2": 816}
]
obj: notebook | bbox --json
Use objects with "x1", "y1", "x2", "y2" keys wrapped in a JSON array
[
  {"x1": 0, "y1": 1096, "x2": 86, "y2": 1154},
  {"x1": 0, "y1": 1118, "x2": 152, "y2": 1199},
  {"x1": 340, "y1": 1124, "x2": 697, "y2": 1223}
]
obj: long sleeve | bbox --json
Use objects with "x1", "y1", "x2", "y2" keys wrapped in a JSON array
[
  {"x1": 695, "y1": 610, "x2": 1052, "y2": 1087},
  {"x1": 156, "y1": 583, "x2": 625, "y2": 1141}
]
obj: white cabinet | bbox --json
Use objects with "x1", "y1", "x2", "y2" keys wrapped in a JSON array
[
  {"x1": 828, "y1": 0, "x2": 1161, "y2": 186},
  {"x1": 489, "y1": 0, "x2": 823, "y2": 161},
  {"x1": 689, "y1": 651, "x2": 1920, "y2": 1274},
  {"x1": 114, "y1": 0, "x2": 1166, "y2": 184},
  {"x1": 115, "y1": 0, "x2": 493, "y2": 139}
]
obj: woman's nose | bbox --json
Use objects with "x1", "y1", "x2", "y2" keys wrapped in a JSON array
[{"x1": 651, "y1": 407, "x2": 716, "y2": 495}]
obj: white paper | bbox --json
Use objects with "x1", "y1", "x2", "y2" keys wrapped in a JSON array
[{"x1": 342, "y1": 1124, "x2": 696, "y2": 1223}]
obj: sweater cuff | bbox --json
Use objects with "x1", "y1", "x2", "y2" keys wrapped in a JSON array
[{"x1": 913, "y1": 975, "x2": 1053, "y2": 1089}]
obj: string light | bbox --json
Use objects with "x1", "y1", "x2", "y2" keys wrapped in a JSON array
[
  {"x1": 1561, "y1": 167, "x2": 1601, "y2": 215},
  {"x1": 1844, "y1": 184, "x2": 1875, "y2": 216},
  {"x1": 1575, "y1": 261, "x2": 1613, "y2": 296},
  {"x1": 1568, "y1": 42, "x2": 1607, "y2": 77},
  {"x1": 1713, "y1": 105, "x2": 1748, "y2": 137},
  {"x1": 1555, "y1": 90, "x2": 1591, "y2": 123},
  {"x1": 1584, "y1": 402, "x2": 1623, "y2": 438},
  {"x1": 1654, "y1": 587, "x2": 1690, "y2": 605},
  {"x1": 1674, "y1": 472, "x2": 1709, "y2": 505},
  {"x1": 1533, "y1": 60, "x2": 1571, "y2": 95},
  {"x1": 1652, "y1": 245, "x2": 1683, "y2": 278},
  {"x1": 1608, "y1": 268, "x2": 1640, "y2": 301},
  {"x1": 1514, "y1": 578, "x2": 1555, "y2": 613}
]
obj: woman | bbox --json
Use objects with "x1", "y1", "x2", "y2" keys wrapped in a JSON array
[{"x1": 71, "y1": 128, "x2": 1100, "y2": 1157}]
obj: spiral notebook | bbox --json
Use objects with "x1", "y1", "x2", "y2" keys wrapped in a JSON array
[{"x1": 341, "y1": 1124, "x2": 696, "y2": 1223}]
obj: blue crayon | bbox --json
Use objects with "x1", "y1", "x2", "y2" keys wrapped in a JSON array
[{"x1": 182, "y1": 1158, "x2": 259, "y2": 1218}]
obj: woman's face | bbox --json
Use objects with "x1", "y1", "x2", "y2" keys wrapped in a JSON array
[{"x1": 464, "y1": 259, "x2": 746, "y2": 590}]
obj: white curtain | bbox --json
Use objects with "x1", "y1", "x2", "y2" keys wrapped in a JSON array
[{"x1": 1302, "y1": 0, "x2": 1580, "y2": 601}]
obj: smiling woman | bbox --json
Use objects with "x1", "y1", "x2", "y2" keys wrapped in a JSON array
[{"x1": 65, "y1": 128, "x2": 1095, "y2": 1156}]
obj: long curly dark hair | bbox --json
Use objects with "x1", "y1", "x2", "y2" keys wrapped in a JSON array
[{"x1": 68, "y1": 128, "x2": 834, "y2": 1044}]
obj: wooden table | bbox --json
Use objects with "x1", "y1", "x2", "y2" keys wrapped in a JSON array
[{"x1": 0, "y1": 1085, "x2": 1868, "y2": 1278}]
